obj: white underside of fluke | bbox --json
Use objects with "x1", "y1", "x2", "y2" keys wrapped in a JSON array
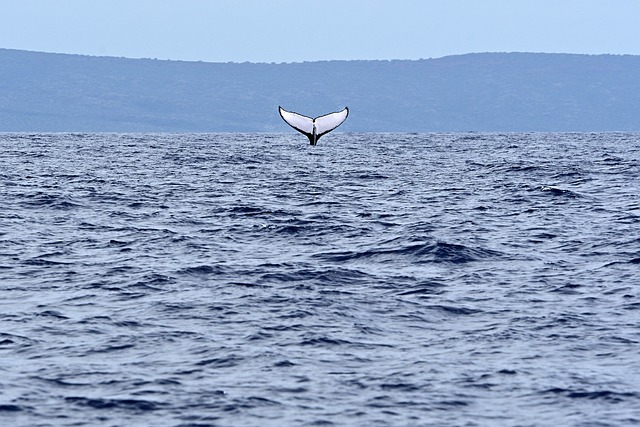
[{"x1": 279, "y1": 106, "x2": 349, "y2": 145}]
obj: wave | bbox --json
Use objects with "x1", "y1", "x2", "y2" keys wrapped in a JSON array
[{"x1": 316, "y1": 239, "x2": 505, "y2": 264}]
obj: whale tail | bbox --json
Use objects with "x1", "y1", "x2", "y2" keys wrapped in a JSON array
[{"x1": 279, "y1": 106, "x2": 349, "y2": 145}]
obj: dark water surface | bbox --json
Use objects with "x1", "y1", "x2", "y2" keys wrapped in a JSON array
[{"x1": 1, "y1": 132, "x2": 639, "y2": 426}]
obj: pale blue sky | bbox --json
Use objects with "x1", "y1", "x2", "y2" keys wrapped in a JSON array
[{"x1": 2, "y1": 0, "x2": 639, "y2": 63}]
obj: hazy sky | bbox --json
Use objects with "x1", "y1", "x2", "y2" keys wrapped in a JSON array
[{"x1": 2, "y1": 0, "x2": 639, "y2": 63}]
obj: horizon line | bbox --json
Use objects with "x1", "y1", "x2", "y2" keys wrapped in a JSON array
[{"x1": 1, "y1": 47, "x2": 638, "y2": 65}]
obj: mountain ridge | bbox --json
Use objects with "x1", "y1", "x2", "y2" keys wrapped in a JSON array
[{"x1": 1, "y1": 48, "x2": 639, "y2": 132}]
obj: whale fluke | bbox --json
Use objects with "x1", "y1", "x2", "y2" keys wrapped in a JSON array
[{"x1": 279, "y1": 106, "x2": 349, "y2": 145}]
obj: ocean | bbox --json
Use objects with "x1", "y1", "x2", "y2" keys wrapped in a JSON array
[{"x1": 1, "y1": 132, "x2": 639, "y2": 426}]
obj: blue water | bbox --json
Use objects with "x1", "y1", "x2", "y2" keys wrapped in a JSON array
[{"x1": 1, "y1": 132, "x2": 639, "y2": 426}]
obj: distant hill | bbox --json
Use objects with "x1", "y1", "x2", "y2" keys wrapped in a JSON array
[{"x1": 1, "y1": 48, "x2": 639, "y2": 132}]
